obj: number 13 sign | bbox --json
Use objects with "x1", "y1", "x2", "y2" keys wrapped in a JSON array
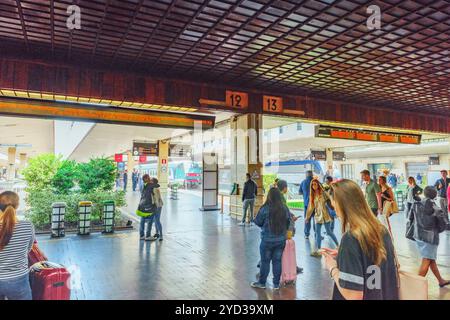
[{"x1": 263, "y1": 95, "x2": 283, "y2": 113}]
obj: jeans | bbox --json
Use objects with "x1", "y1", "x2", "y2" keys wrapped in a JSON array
[
  {"x1": 139, "y1": 216, "x2": 154, "y2": 238},
  {"x1": 242, "y1": 199, "x2": 255, "y2": 223},
  {"x1": 330, "y1": 218, "x2": 335, "y2": 233},
  {"x1": 149, "y1": 207, "x2": 163, "y2": 238},
  {"x1": 438, "y1": 197, "x2": 448, "y2": 215},
  {"x1": 304, "y1": 204, "x2": 313, "y2": 236},
  {"x1": 0, "y1": 274, "x2": 32, "y2": 300},
  {"x1": 258, "y1": 240, "x2": 285, "y2": 287},
  {"x1": 315, "y1": 222, "x2": 339, "y2": 250}
]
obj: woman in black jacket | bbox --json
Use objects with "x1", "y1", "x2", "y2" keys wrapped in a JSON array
[
  {"x1": 406, "y1": 176, "x2": 423, "y2": 215},
  {"x1": 408, "y1": 186, "x2": 449, "y2": 287}
]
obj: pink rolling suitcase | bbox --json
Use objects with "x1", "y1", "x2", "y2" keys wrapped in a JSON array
[{"x1": 281, "y1": 239, "x2": 297, "y2": 285}]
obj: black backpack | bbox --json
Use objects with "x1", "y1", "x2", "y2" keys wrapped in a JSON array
[{"x1": 137, "y1": 184, "x2": 156, "y2": 215}]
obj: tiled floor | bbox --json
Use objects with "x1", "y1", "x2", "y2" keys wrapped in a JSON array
[{"x1": 36, "y1": 190, "x2": 450, "y2": 300}]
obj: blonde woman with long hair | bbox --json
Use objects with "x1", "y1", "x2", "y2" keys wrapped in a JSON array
[
  {"x1": 0, "y1": 191, "x2": 35, "y2": 300},
  {"x1": 320, "y1": 179, "x2": 399, "y2": 300}
]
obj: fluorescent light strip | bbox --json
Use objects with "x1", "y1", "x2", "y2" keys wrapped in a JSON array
[{"x1": 0, "y1": 90, "x2": 198, "y2": 113}]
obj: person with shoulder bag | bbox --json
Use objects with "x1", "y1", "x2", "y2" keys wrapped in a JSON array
[
  {"x1": 137, "y1": 174, "x2": 157, "y2": 241},
  {"x1": 148, "y1": 178, "x2": 164, "y2": 241},
  {"x1": 306, "y1": 179, "x2": 339, "y2": 257},
  {"x1": 320, "y1": 179, "x2": 399, "y2": 300},
  {"x1": 0, "y1": 191, "x2": 35, "y2": 300},
  {"x1": 408, "y1": 186, "x2": 450, "y2": 288}
]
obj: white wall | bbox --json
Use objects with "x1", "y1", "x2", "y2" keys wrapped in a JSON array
[{"x1": 54, "y1": 120, "x2": 95, "y2": 159}]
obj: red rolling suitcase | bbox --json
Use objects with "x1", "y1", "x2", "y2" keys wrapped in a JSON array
[
  {"x1": 281, "y1": 239, "x2": 297, "y2": 285},
  {"x1": 29, "y1": 261, "x2": 71, "y2": 300},
  {"x1": 28, "y1": 241, "x2": 48, "y2": 267}
]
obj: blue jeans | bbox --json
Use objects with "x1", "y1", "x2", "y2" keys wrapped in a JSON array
[
  {"x1": 0, "y1": 274, "x2": 32, "y2": 300},
  {"x1": 242, "y1": 199, "x2": 255, "y2": 223},
  {"x1": 139, "y1": 216, "x2": 154, "y2": 238},
  {"x1": 315, "y1": 221, "x2": 339, "y2": 250},
  {"x1": 258, "y1": 240, "x2": 285, "y2": 287},
  {"x1": 149, "y1": 207, "x2": 163, "y2": 238},
  {"x1": 304, "y1": 204, "x2": 312, "y2": 236}
]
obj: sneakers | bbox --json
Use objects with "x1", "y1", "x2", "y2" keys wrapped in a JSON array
[
  {"x1": 273, "y1": 284, "x2": 280, "y2": 290},
  {"x1": 238, "y1": 222, "x2": 246, "y2": 226},
  {"x1": 304, "y1": 235, "x2": 309, "y2": 239},
  {"x1": 145, "y1": 236, "x2": 157, "y2": 241},
  {"x1": 140, "y1": 236, "x2": 145, "y2": 240},
  {"x1": 296, "y1": 267, "x2": 303, "y2": 274},
  {"x1": 310, "y1": 251, "x2": 322, "y2": 258},
  {"x1": 250, "y1": 282, "x2": 266, "y2": 289},
  {"x1": 153, "y1": 234, "x2": 160, "y2": 238}
]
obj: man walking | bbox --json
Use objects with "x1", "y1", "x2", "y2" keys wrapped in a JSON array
[
  {"x1": 299, "y1": 170, "x2": 313, "y2": 239},
  {"x1": 123, "y1": 170, "x2": 128, "y2": 192},
  {"x1": 239, "y1": 173, "x2": 257, "y2": 226},
  {"x1": 434, "y1": 169, "x2": 450, "y2": 214},
  {"x1": 360, "y1": 170, "x2": 381, "y2": 216},
  {"x1": 132, "y1": 169, "x2": 138, "y2": 192}
]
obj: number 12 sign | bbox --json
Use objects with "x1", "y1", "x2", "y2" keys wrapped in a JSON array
[
  {"x1": 263, "y1": 95, "x2": 283, "y2": 113},
  {"x1": 225, "y1": 91, "x2": 248, "y2": 109}
]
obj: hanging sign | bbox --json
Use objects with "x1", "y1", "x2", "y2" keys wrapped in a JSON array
[
  {"x1": 225, "y1": 91, "x2": 248, "y2": 109},
  {"x1": 263, "y1": 95, "x2": 283, "y2": 112}
]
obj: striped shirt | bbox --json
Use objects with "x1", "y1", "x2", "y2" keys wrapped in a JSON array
[{"x1": 0, "y1": 221, "x2": 35, "y2": 280}]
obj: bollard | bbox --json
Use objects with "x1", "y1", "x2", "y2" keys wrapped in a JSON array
[
  {"x1": 102, "y1": 200, "x2": 115, "y2": 234},
  {"x1": 78, "y1": 201, "x2": 92, "y2": 235},
  {"x1": 51, "y1": 202, "x2": 66, "y2": 238}
]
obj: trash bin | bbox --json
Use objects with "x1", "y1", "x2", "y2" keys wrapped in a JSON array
[
  {"x1": 78, "y1": 201, "x2": 92, "y2": 235},
  {"x1": 51, "y1": 202, "x2": 66, "y2": 238},
  {"x1": 102, "y1": 200, "x2": 115, "y2": 234}
]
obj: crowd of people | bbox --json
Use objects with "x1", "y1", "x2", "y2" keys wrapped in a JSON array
[
  {"x1": 0, "y1": 166, "x2": 449, "y2": 300},
  {"x1": 248, "y1": 168, "x2": 450, "y2": 299}
]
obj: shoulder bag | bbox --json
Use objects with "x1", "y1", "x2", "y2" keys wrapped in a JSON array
[{"x1": 384, "y1": 215, "x2": 428, "y2": 300}]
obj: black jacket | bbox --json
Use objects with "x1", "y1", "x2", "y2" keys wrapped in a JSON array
[
  {"x1": 407, "y1": 185, "x2": 423, "y2": 202},
  {"x1": 242, "y1": 179, "x2": 257, "y2": 201},
  {"x1": 408, "y1": 199, "x2": 441, "y2": 245}
]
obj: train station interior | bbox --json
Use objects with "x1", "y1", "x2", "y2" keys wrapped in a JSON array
[{"x1": 0, "y1": 0, "x2": 448, "y2": 301}]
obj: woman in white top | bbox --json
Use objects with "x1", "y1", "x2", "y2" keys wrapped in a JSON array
[{"x1": 0, "y1": 191, "x2": 35, "y2": 300}]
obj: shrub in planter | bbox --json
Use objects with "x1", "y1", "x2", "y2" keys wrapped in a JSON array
[
  {"x1": 52, "y1": 160, "x2": 78, "y2": 194},
  {"x1": 25, "y1": 190, "x2": 126, "y2": 229},
  {"x1": 22, "y1": 154, "x2": 62, "y2": 192},
  {"x1": 77, "y1": 158, "x2": 117, "y2": 193}
]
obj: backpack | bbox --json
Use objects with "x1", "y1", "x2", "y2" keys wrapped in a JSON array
[{"x1": 136, "y1": 184, "x2": 156, "y2": 217}]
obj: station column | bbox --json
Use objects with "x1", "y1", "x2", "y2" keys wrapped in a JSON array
[
  {"x1": 229, "y1": 114, "x2": 264, "y2": 221},
  {"x1": 127, "y1": 150, "x2": 135, "y2": 191},
  {"x1": 7, "y1": 147, "x2": 16, "y2": 181},
  {"x1": 19, "y1": 153, "x2": 27, "y2": 171},
  {"x1": 157, "y1": 140, "x2": 169, "y2": 196},
  {"x1": 326, "y1": 148, "x2": 333, "y2": 177}
]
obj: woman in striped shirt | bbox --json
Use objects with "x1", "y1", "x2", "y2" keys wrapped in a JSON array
[{"x1": 0, "y1": 191, "x2": 35, "y2": 300}]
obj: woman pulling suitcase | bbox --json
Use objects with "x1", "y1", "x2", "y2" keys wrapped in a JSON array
[
  {"x1": 251, "y1": 188, "x2": 291, "y2": 290},
  {"x1": 0, "y1": 191, "x2": 35, "y2": 300}
]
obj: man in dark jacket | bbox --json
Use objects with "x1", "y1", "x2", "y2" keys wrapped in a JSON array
[
  {"x1": 239, "y1": 173, "x2": 257, "y2": 226},
  {"x1": 299, "y1": 170, "x2": 313, "y2": 239}
]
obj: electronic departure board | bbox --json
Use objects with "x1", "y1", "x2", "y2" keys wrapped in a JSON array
[{"x1": 315, "y1": 126, "x2": 421, "y2": 145}]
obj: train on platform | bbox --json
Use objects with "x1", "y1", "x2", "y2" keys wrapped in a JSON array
[{"x1": 138, "y1": 160, "x2": 202, "y2": 189}]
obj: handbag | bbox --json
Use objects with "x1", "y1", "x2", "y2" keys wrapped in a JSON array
[{"x1": 385, "y1": 215, "x2": 428, "y2": 300}]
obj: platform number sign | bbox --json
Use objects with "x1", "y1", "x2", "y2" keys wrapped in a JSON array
[
  {"x1": 263, "y1": 95, "x2": 283, "y2": 113},
  {"x1": 226, "y1": 91, "x2": 248, "y2": 109}
]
